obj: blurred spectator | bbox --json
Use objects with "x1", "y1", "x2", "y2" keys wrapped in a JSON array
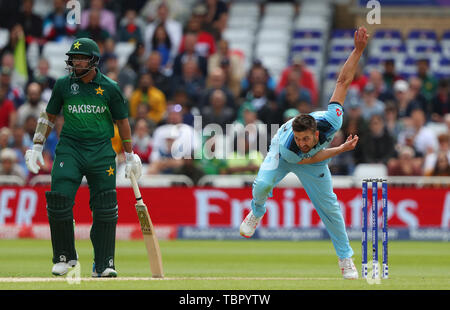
[
  {"x1": 172, "y1": 59, "x2": 205, "y2": 104},
  {"x1": 208, "y1": 39, "x2": 245, "y2": 98},
  {"x1": 382, "y1": 59, "x2": 402, "y2": 92},
  {"x1": 43, "y1": 0, "x2": 77, "y2": 42},
  {"x1": 148, "y1": 104, "x2": 199, "y2": 174},
  {"x1": 150, "y1": 23, "x2": 173, "y2": 68},
  {"x1": 398, "y1": 108, "x2": 439, "y2": 156},
  {"x1": 179, "y1": 11, "x2": 216, "y2": 58},
  {"x1": 80, "y1": 0, "x2": 116, "y2": 37},
  {"x1": 416, "y1": 58, "x2": 437, "y2": 104},
  {"x1": 141, "y1": 0, "x2": 190, "y2": 24},
  {"x1": 349, "y1": 64, "x2": 369, "y2": 95},
  {"x1": 15, "y1": 0, "x2": 43, "y2": 45},
  {"x1": 224, "y1": 133, "x2": 263, "y2": 175},
  {"x1": 146, "y1": 51, "x2": 173, "y2": 98},
  {"x1": 328, "y1": 130, "x2": 354, "y2": 175},
  {"x1": 1, "y1": 46, "x2": 27, "y2": 91},
  {"x1": 240, "y1": 82, "x2": 279, "y2": 126},
  {"x1": 205, "y1": 0, "x2": 228, "y2": 26},
  {"x1": 28, "y1": 58, "x2": 56, "y2": 103},
  {"x1": 359, "y1": 83, "x2": 385, "y2": 121},
  {"x1": 10, "y1": 124, "x2": 27, "y2": 173},
  {"x1": 429, "y1": 151, "x2": 450, "y2": 176},
  {"x1": 195, "y1": 134, "x2": 228, "y2": 175},
  {"x1": 76, "y1": 9, "x2": 110, "y2": 46},
  {"x1": 0, "y1": 148, "x2": 26, "y2": 182},
  {"x1": 126, "y1": 42, "x2": 147, "y2": 74},
  {"x1": 233, "y1": 103, "x2": 265, "y2": 155},
  {"x1": 430, "y1": 79, "x2": 450, "y2": 122},
  {"x1": 359, "y1": 114, "x2": 396, "y2": 164},
  {"x1": 240, "y1": 61, "x2": 276, "y2": 95},
  {"x1": 276, "y1": 55, "x2": 318, "y2": 105},
  {"x1": 129, "y1": 72, "x2": 167, "y2": 124},
  {"x1": 16, "y1": 82, "x2": 46, "y2": 126},
  {"x1": 278, "y1": 79, "x2": 312, "y2": 113},
  {"x1": 173, "y1": 32, "x2": 208, "y2": 78},
  {"x1": 144, "y1": 1, "x2": 182, "y2": 61},
  {"x1": 22, "y1": 115, "x2": 37, "y2": 148},
  {"x1": 200, "y1": 67, "x2": 235, "y2": 109},
  {"x1": 384, "y1": 102, "x2": 403, "y2": 141},
  {"x1": 173, "y1": 155, "x2": 205, "y2": 185},
  {"x1": 423, "y1": 133, "x2": 450, "y2": 176},
  {"x1": 132, "y1": 118, "x2": 153, "y2": 164},
  {"x1": 117, "y1": 9, "x2": 143, "y2": 44},
  {"x1": 392, "y1": 79, "x2": 420, "y2": 119},
  {"x1": 387, "y1": 145, "x2": 423, "y2": 176},
  {"x1": 408, "y1": 76, "x2": 429, "y2": 116},
  {"x1": 0, "y1": 127, "x2": 11, "y2": 150},
  {"x1": 368, "y1": 69, "x2": 395, "y2": 103},
  {"x1": 0, "y1": 85, "x2": 16, "y2": 129},
  {"x1": 341, "y1": 98, "x2": 368, "y2": 165},
  {"x1": 171, "y1": 88, "x2": 196, "y2": 126},
  {"x1": 201, "y1": 89, "x2": 235, "y2": 131}
]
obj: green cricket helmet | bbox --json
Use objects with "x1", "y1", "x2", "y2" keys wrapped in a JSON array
[{"x1": 65, "y1": 37, "x2": 101, "y2": 77}]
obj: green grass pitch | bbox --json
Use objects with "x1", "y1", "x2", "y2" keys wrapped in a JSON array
[{"x1": 0, "y1": 239, "x2": 449, "y2": 290}]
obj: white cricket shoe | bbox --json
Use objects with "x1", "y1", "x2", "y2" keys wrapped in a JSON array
[
  {"x1": 240, "y1": 211, "x2": 262, "y2": 238},
  {"x1": 92, "y1": 263, "x2": 118, "y2": 278},
  {"x1": 339, "y1": 257, "x2": 358, "y2": 279},
  {"x1": 52, "y1": 260, "x2": 77, "y2": 276}
]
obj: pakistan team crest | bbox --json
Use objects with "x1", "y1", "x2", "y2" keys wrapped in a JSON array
[{"x1": 70, "y1": 83, "x2": 80, "y2": 95}]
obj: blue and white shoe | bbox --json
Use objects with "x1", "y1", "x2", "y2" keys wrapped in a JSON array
[{"x1": 92, "y1": 263, "x2": 117, "y2": 278}]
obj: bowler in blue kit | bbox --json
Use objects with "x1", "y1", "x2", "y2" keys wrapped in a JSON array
[{"x1": 240, "y1": 27, "x2": 370, "y2": 279}]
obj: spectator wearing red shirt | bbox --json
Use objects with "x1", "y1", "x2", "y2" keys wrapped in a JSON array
[
  {"x1": 132, "y1": 118, "x2": 153, "y2": 164},
  {"x1": 0, "y1": 85, "x2": 16, "y2": 129},
  {"x1": 276, "y1": 55, "x2": 318, "y2": 106},
  {"x1": 178, "y1": 10, "x2": 216, "y2": 58}
]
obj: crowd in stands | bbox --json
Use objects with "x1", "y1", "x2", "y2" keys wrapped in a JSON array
[{"x1": 0, "y1": 0, "x2": 449, "y2": 185}]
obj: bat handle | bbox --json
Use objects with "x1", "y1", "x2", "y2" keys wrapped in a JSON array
[{"x1": 129, "y1": 172, "x2": 143, "y2": 202}]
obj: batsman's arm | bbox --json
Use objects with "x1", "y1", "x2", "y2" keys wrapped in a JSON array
[
  {"x1": 116, "y1": 118, "x2": 133, "y2": 153},
  {"x1": 330, "y1": 27, "x2": 369, "y2": 105},
  {"x1": 297, "y1": 135, "x2": 359, "y2": 165},
  {"x1": 33, "y1": 112, "x2": 57, "y2": 145}
]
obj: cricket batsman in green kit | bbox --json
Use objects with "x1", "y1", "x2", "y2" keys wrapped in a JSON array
[{"x1": 25, "y1": 38, "x2": 143, "y2": 277}]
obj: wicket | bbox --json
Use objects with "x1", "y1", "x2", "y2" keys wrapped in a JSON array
[{"x1": 362, "y1": 178, "x2": 388, "y2": 279}]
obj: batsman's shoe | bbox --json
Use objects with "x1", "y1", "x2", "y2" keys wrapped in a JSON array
[
  {"x1": 339, "y1": 257, "x2": 358, "y2": 279},
  {"x1": 240, "y1": 211, "x2": 262, "y2": 238},
  {"x1": 52, "y1": 260, "x2": 77, "y2": 276},
  {"x1": 92, "y1": 264, "x2": 118, "y2": 278}
]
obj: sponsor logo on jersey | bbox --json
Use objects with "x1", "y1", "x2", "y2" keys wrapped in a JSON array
[{"x1": 70, "y1": 83, "x2": 80, "y2": 95}]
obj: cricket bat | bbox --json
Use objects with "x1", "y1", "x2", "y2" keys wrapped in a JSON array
[{"x1": 130, "y1": 172, "x2": 164, "y2": 278}]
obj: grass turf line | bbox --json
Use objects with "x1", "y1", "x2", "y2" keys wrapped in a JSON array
[{"x1": 0, "y1": 239, "x2": 448, "y2": 289}]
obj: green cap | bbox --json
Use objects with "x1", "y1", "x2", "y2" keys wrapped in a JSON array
[
  {"x1": 283, "y1": 108, "x2": 300, "y2": 119},
  {"x1": 66, "y1": 37, "x2": 100, "y2": 58}
]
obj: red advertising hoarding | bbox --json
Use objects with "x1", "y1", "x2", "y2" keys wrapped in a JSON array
[{"x1": 0, "y1": 186, "x2": 449, "y2": 229}]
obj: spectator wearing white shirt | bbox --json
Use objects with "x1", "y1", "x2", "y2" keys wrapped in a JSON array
[
  {"x1": 144, "y1": 1, "x2": 182, "y2": 62},
  {"x1": 398, "y1": 108, "x2": 439, "y2": 157},
  {"x1": 147, "y1": 104, "x2": 199, "y2": 174},
  {"x1": 423, "y1": 133, "x2": 450, "y2": 176}
]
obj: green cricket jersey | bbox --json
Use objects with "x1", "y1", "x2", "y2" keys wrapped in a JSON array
[{"x1": 46, "y1": 69, "x2": 128, "y2": 143}]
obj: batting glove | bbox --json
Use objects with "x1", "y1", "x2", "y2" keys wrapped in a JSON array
[
  {"x1": 25, "y1": 144, "x2": 44, "y2": 174},
  {"x1": 125, "y1": 151, "x2": 142, "y2": 180}
]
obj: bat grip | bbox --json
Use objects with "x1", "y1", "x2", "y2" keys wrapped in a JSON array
[{"x1": 129, "y1": 172, "x2": 142, "y2": 202}]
